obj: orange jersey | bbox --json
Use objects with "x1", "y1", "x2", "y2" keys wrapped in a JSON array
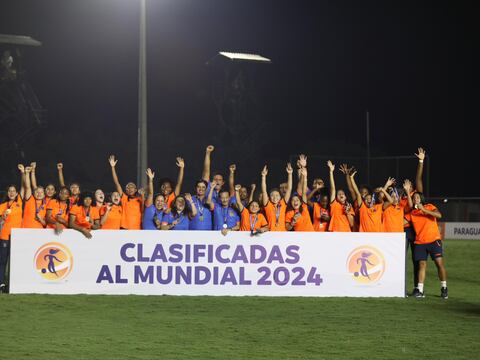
[
  {"x1": 120, "y1": 194, "x2": 143, "y2": 230},
  {"x1": 383, "y1": 204, "x2": 405, "y2": 232},
  {"x1": 264, "y1": 199, "x2": 287, "y2": 231},
  {"x1": 100, "y1": 204, "x2": 123, "y2": 230},
  {"x1": 0, "y1": 197, "x2": 23, "y2": 240},
  {"x1": 22, "y1": 197, "x2": 48, "y2": 229},
  {"x1": 70, "y1": 205, "x2": 100, "y2": 229},
  {"x1": 328, "y1": 200, "x2": 353, "y2": 232},
  {"x1": 313, "y1": 203, "x2": 330, "y2": 232},
  {"x1": 46, "y1": 200, "x2": 70, "y2": 229},
  {"x1": 358, "y1": 203, "x2": 383, "y2": 232},
  {"x1": 400, "y1": 191, "x2": 416, "y2": 228},
  {"x1": 240, "y1": 209, "x2": 268, "y2": 231},
  {"x1": 69, "y1": 195, "x2": 79, "y2": 206},
  {"x1": 285, "y1": 204, "x2": 314, "y2": 231},
  {"x1": 410, "y1": 204, "x2": 441, "y2": 244},
  {"x1": 165, "y1": 193, "x2": 176, "y2": 208}
]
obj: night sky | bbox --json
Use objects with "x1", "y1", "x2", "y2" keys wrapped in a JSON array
[{"x1": 0, "y1": 0, "x2": 477, "y2": 197}]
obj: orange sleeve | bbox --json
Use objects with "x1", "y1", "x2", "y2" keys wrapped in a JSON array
[{"x1": 259, "y1": 214, "x2": 268, "y2": 227}]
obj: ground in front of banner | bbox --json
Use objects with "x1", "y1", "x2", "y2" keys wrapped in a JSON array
[{"x1": 0, "y1": 240, "x2": 479, "y2": 359}]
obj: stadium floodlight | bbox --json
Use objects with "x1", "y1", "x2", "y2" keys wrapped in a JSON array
[{"x1": 218, "y1": 52, "x2": 271, "y2": 63}]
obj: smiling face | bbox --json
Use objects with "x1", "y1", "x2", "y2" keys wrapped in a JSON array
[
  {"x1": 239, "y1": 187, "x2": 248, "y2": 200},
  {"x1": 413, "y1": 193, "x2": 422, "y2": 206},
  {"x1": 220, "y1": 191, "x2": 230, "y2": 207},
  {"x1": 59, "y1": 188, "x2": 70, "y2": 201},
  {"x1": 7, "y1": 186, "x2": 18, "y2": 200},
  {"x1": 95, "y1": 189, "x2": 105, "y2": 204},
  {"x1": 154, "y1": 194, "x2": 166, "y2": 210},
  {"x1": 160, "y1": 181, "x2": 173, "y2": 196},
  {"x1": 320, "y1": 195, "x2": 329, "y2": 209},
  {"x1": 175, "y1": 197, "x2": 186, "y2": 212},
  {"x1": 269, "y1": 190, "x2": 281, "y2": 205},
  {"x1": 291, "y1": 195, "x2": 302, "y2": 210},
  {"x1": 83, "y1": 196, "x2": 93, "y2": 208},
  {"x1": 45, "y1": 184, "x2": 56, "y2": 198},
  {"x1": 365, "y1": 194, "x2": 374, "y2": 208},
  {"x1": 111, "y1": 191, "x2": 121, "y2": 205},
  {"x1": 125, "y1": 182, "x2": 137, "y2": 196},
  {"x1": 196, "y1": 182, "x2": 207, "y2": 197},
  {"x1": 248, "y1": 201, "x2": 260, "y2": 214},
  {"x1": 279, "y1": 183, "x2": 288, "y2": 197},
  {"x1": 213, "y1": 174, "x2": 224, "y2": 191},
  {"x1": 34, "y1": 187, "x2": 45, "y2": 201}
]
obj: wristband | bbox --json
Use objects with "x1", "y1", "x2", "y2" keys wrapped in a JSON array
[{"x1": 419, "y1": 160, "x2": 424, "y2": 163}]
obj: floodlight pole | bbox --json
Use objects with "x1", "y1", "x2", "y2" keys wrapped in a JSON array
[{"x1": 137, "y1": 0, "x2": 148, "y2": 187}]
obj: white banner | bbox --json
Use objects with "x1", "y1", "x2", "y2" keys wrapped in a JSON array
[
  {"x1": 10, "y1": 229, "x2": 406, "y2": 297},
  {"x1": 443, "y1": 222, "x2": 480, "y2": 240}
]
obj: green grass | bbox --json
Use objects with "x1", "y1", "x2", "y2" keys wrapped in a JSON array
[{"x1": 1, "y1": 240, "x2": 479, "y2": 360}]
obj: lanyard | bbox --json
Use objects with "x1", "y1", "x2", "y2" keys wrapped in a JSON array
[
  {"x1": 194, "y1": 196, "x2": 204, "y2": 216},
  {"x1": 274, "y1": 203, "x2": 281, "y2": 225},
  {"x1": 222, "y1": 207, "x2": 229, "y2": 225},
  {"x1": 57, "y1": 201, "x2": 67, "y2": 216},
  {"x1": 35, "y1": 198, "x2": 46, "y2": 215},
  {"x1": 83, "y1": 206, "x2": 91, "y2": 219},
  {"x1": 250, "y1": 214, "x2": 258, "y2": 231}
]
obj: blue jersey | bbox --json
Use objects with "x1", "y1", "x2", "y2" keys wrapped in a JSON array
[
  {"x1": 213, "y1": 204, "x2": 240, "y2": 230},
  {"x1": 188, "y1": 195, "x2": 213, "y2": 230},
  {"x1": 142, "y1": 205, "x2": 163, "y2": 230},
  {"x1": 161, "y1": 212, "x2": 190, "y2": 230}
]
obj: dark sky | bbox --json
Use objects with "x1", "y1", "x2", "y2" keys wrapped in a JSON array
[{"x1": 0, "y1": 0, "x2": 477, "y2": 197}]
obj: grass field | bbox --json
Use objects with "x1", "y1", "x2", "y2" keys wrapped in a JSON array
[{"x1": 1, "y1": 240, "x2": 479, "y2": 360}]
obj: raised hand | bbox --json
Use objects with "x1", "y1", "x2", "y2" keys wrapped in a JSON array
[
  {"x1": 327, "y1": 160, "x2": 335, "y2": 172},
  {"x1": 25, "y1": 166, "x2": 32, "y2": 173},
  {"x1": 57, "y1": 163, "x2": 63, "y2": 170},
  {"x1": 146, "y1": 168, "x2": 155, "y2": 179},
  {"x1": 415, "y1": 147, "x2": 426, "y2": 161},
  {"x1": 235, "y1": 184, "x2": 242, "y2": 192},
  {"x1": 108, "y1": 155, "x2": 117, "y2": 167},
  {"x1": 184, "y1": 193, "x2": 193, "y2": 202},
  {"x1": 298, "y1": 154, "x2": 307, "y2": 168},
  {"x1": 176, "y1": 157, "x2": 184, "y2": 168},
  {"x1": 229, "y1": 164, "x2": 236, "y2": 173},
  {"x1": 385, "y1": 177, "x2": 395, "y2": 188},
  {"x1": 250, "y1": 184, "x2": 256, "y2": 191},
  {"x1": 206, "y1": 145, "x2": 215, "y2": 153},
  {"x1": 30, "y1": 162, "x2": 37, "y2": 171},
  {"x1": 300, "y1": 167, "x2": 307, "y2": 177},
  {"x1": 403, "y1": 179, "x2": 412, "y2": 192},
  {"x1": 261, "y1": 165, "x2": 268, "y2": 177},
  {"x1": 17, "y1": 164, "x2": 25, "y2": 173},
  {"x1": 286, "y1": 162, "x2": 293, "y2": 174},
  {"x1": 339, "y1": 164, "x2": 348, "y2": 175}
]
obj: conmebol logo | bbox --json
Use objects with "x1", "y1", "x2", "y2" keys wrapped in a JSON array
[{"x1": 33, "y1": 242, "x2": 73, "y2": 281}]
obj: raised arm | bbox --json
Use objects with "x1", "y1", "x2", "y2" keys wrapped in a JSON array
[
  {"x1": 349, "y1": 170, "x2": 363, "y2": 208},
  {"x1": 185, "y1": 193, "x2": 197, "y2": 218},
  {"x1": 202, "y1": 145, "x2": 214, "y2": 182},
  {"x1": 57, "y1": 163, "x2": 65, "y2": 188},
  {"x1": 339, "y1": 164, "x2": 356, "y2": 202},
  {"x1": 229, "y1": 164, "x2": 236, "y2": 197},
  {"x1": 108, "y1": 155, "x2": 123, "y2": 196},
  {"x1": 24, "y1": 166, "x2": 33, "y2": 200},
  {"x1": 300, "y1": 167, "x2": 308, "y2": 203},
  {"x1": 174, "y1": 157, "x2": 185, "y2": 196},
  {"x1": 296, "y1": 154, "x2": 307, "y2": 195},
  {"x1": 30, "y1": 162, "x2": 38, "y2": 190},
  {"x1": 235, "y1": 185, "x2": 245, "y2": 213},
  {"x1": 403, "y1": 179, "x2": 413, "y2": 210},
  {"x1": 418, "y1": 203, "x2": 442, "y2": 219},
  {"x1": 327, "y1": 160, "x2": 336, "y2": 203},
  {"x1": 17, "y1": 164, "x2": 26, "y2": 199},
  {"x1": 261, "y1": 165, "x2": 269, "y2": 206},
  {"x1": 379, "y1": 177, "x2": 395, "y2": 209},
  {"x1": 415, "y1": 147, "x2": 425, "y2": 193},
  {"x1": 205, "y1": 180, "x2": 216, "y2": 211},
  {"x1": 307, "y1": 183, "x2": 323, "y2": 207},
  {"x1": 145, "y1": 168, "x2": 155, "y2": 207},
  {"x1": 285, "y1": 163, "x2": 294, "y2": 204},
  {"x1": 249, "y1": 184, "x2": 256, "y2": 204}
]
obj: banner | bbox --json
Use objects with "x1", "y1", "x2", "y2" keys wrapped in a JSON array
[
  {"x1": 441, "y1": 222, "x2": 480, "y2": 240},
  {"x1": 10, "y1": 229, "x2": 405, "y2": 297}
]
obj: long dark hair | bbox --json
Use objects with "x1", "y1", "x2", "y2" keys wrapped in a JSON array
[
  {"x1": 171, "y1": 195, "x2": 191, "y2": 217},
  {"x1": 55, "y1": 186, "x2": 72, "y2": 213},
  {"x1": 1, "y1": 184, "x2": 19, "y2": 204},
  {"x1": 287, "y1": 194, "x2": 305, "y2": 214}
]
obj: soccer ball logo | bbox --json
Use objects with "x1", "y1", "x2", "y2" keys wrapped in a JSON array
[
  {"x1": 34, "y1": 242, "x2": 73, "y2": 281},
  {"x1": 346, "y1": 246, "x2": 385, "y2": 284}
]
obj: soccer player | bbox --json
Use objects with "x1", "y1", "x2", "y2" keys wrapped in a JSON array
[
  {"x1": 235, "y1": 185, "x2": 268, "y2": 234},
  {"x1": 285, "y1": 168, "x2": 314, "y2": 231},
  {"x1": 143, "y1": 168, "x2": 166, "y2": 230},
  {"x1": 46, "y1": 187, "x2": 71, "y2": 234},
  {"x1": 307, "y1": 182, "x2": 331, "y2": 232},
  {"x1": 189, "y1": 179, "x2": 213, "y2": 230},
  {"x1": 69, "y1": 192, "x2": 100, "y2": 239},
  {"x1": 57, "y1": 162, "x2": 81, "y2": 205},
  {"x1": 161, "y1": 194, "x2": 197, "y2": 230},
  {"x1": 351, "y1": 173, "x2": 393, "y2": 232},
  {"x1": 228, "y1": 164, "x2": 255, "y2": 209},
  {"x1": 22, "y1": 165, "x2": 47, "y2": 228},
  {"x1": 109, "y1": 155, "x2": 143, "y2": 230},
  {"x1": 327, "y1": 161, "x2": 355, "y2": 232},
  {"x1": 158, "y1": 157, "x2": 184, "y2": 208},
  {"x1": 261, "y1": 163, "x2": 293, "y2": 231},
  {"x1": 405, "y1": 186, "x2": 448, "y2": 299},
  {"x1": 99, "y1": 191, "x2": 123, "y2": 230},
  {"x1": 207, "y1": 181, "x2": 240, "y2": 235},
  {"x1": 202, "y1": 145, "x2": 224, "y2": 203},
  {"x1": 0, "y1": 167, "x2": 24, "y2": 293},
  {"x1": 382, "y1": 184, "x2": 405, "y2": 233}
]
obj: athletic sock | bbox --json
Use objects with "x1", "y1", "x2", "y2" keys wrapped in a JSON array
[
  {"x1": 441, "y1": 281, "x2": 447, "y2": 288},
  {"x1": 417, "y1": 283, "x2": 424, "y2": 293}
]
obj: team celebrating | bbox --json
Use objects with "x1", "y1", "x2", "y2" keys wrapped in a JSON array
[{"x1": 0, "y1": 146, "x2": 447, "y2": 298}]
